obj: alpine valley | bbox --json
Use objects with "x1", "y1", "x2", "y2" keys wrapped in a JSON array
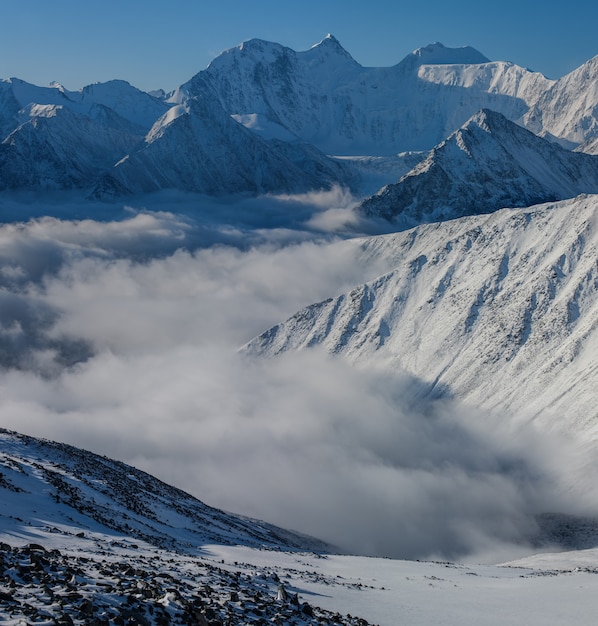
[{"x1": 2, "y1": 35, "x2": 598, "y2": 625}]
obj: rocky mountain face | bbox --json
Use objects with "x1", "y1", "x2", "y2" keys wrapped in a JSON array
[
  {"x1": 359, "y1": 109, "x2": 598, "y2": 224},
  {"x1": 523, "y1": 55, "x2": 598, "y2": 147},
  {"x1": 0, "y1": 103, "x2": 143, "y2": 190},
  {"x1": 244, "y1": 194, "x2": 598, "y2": 436}
]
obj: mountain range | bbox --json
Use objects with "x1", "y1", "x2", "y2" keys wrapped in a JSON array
[
  {"x1": 2, "y1": 35, "x2": 598, "y2": 211},
  {"x1": 3, "y1": 34, "x2": 598, "y2": 625}
]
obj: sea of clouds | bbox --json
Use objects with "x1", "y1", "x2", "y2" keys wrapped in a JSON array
[{"x1": 0, "y1": 190, "x2": 595, "y2": 563}]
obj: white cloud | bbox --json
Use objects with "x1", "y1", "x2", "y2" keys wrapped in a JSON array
[{"x1": 0, "y1": 202, "x2": 595, "y2": 562}]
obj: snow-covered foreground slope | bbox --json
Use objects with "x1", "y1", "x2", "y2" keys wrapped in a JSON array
[
  {"x1": 245, "y1": 194, "x2": 598, "y2": 436},
  {"x1": 360, "y1": 109, "x2": 598, "y2": 224},
  {"x1": 0, "y1": 429, "x2": 326, "y2": 553},
  {"x1": 2, "y1": 427, "x2": 598, "y2": 626}
]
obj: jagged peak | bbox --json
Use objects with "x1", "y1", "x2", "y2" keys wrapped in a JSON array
[
  {"x1": 48, "y1": 81, "x2": 67, "y2": 92},
  {"x1": 311, "y1": 33, "x2": 343, "y2": 51},
  {"x1": 466, "y1": 108, "x2": 508, "y2": 127},
  {"x1": 448, "y1": 109, "x2": 541, "y2": 145},
  {"x1": 305, "y1": 33, "x2": 360, "y2": 65},
  {"x1": 459, "y1": 108, "x2": 543, "y2": 139}
]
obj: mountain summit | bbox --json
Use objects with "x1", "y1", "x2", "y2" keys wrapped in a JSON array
[{"x1": 404, "y1": 41, "x2": 490, "y2": 66}]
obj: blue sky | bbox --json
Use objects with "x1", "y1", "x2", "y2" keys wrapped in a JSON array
[{"x1": 1, "y1": 0, "x2": 596, "y2": 92}]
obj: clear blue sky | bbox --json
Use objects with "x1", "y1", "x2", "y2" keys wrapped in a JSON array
[{"x1": 1, "y1": 0, "x2": 596, "y2": 92}]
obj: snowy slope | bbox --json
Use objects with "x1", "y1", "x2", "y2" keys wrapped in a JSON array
[
  {"x1": 2, "y1": 428, "x2": 598, "y2": 626},
  {"x1": 360, "y1": 109, "x2": 598, "y2": 224},
  {"x1": 0, "y1": 428, "x2": 327, "y2": 553},
  {"x1": 244, "y1": 195, "x2": 598, "y2": 435}
]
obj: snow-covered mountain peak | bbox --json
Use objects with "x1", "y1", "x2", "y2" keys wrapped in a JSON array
[
  {"x1": 304, "y1": 33, "x2": 360, "y2": 66},
  {"x1": 465, "y1": 107, "x2": 516, "y2": 132},
  {"x1": 214, "y1": 37, "x2": 292, "y2": 67},
  {"x1": 408, "y1": 41, "x2": 490, "y2": 66},
  {"x1": 359, "y1": 109, "x2": 598, "y2": 223},
  {"x1": 47, "y1": 80, "x2": 67, "y2": 91},
  {"x1": 76, "y1": 79, "x2": 171, "y2": 130}
]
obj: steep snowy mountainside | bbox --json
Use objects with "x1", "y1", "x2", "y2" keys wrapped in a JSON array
[
  {"x1": 0, "y1": 81, "x2": 21, "y2": 138},
  {"x1": 245, "y1": 195, "x2": 598, "y2": 435},
  {"x1": 360, "y1": 109, "x2": 598, "y2": 224},
  {"x1": 105, "y1": 95, "x2": 355, "y2": 195},
  {"x1": 0, "y1": 104, "x2": 144, "y2": 190},
  {"x1": 523, "y1": 55, "x2": 598, "y2": 147},
  {"x1": 0, "y1": 428, "x2": 327, "y2": 553},
  {"x1": 182, "y1": 35, "x2": 563, "y2": 155}
]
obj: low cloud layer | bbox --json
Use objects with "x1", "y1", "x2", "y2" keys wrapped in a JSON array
[{"x1": 0, "y1": 198, "x2": 596, "y2": 562}]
